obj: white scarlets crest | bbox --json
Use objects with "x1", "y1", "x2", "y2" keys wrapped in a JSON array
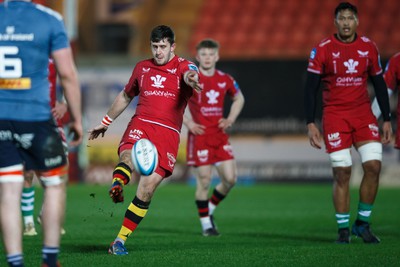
[
  {"x1": 206, "y1": 89, "x2": 219, "y2": 104},
  {"x1": 344, "y1": 59, "x2": 359, "y2": 74},
  {"x1": 151, "y1": 75, "x2": 166, "y2": 88}
]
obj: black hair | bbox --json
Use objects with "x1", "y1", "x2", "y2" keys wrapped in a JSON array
[
  {"x1": 196, "y1": 39, "x2": 220, "y2": 51},
  {"x1": 334, "y1": 2, "x2": 358, "y2": 17},
  {"x1": 150, "y1": 25, "x2": 175, "y2": 44}
]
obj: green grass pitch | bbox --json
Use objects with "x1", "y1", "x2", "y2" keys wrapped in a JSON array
[{"x1": 1, "y1": 183, "x2": 399, "y2": 266}]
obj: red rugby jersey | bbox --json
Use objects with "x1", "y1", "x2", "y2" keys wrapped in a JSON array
[
  {"x1": 307, "y1": 34, "x2": 382, "y2": 113},
  {"x1": 188, "y1": 69, "x2": 240, "y2": 134},
  {"x1": 124, "y1": 56, "x2": 198, "y2": 133}
]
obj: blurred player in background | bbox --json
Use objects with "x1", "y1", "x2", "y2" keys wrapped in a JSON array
[
  {"x1": 21, "y1": 59, "x2": 68, "y2": 237},
  {"x1": 0, "y1": 1, "x2": 82, "y2": 266},
  {"x1": 183, "y1": 39, "x2": 244, "y2": 236},
  {"x1": 371, "y1": 52, "x2": 400, "y2": 149},
  {"x1": 304, "y1": 2, "x2": 391, "y2": 244},
  {"x1": 88, "y1": 25, "x2": 201, "y2": 255}
]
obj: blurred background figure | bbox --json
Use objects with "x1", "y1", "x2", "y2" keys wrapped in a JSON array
[{"x1": 184, "y1": 39, "x2": 244, "y2": 236}]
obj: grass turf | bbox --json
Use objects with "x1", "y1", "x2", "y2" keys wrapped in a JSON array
[{"x1": 1, "y1": 183, "x2": 399, "y2": 266}]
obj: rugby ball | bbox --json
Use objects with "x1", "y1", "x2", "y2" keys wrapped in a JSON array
[{"x1": 131, "y1": 139, "x2": 158, "y2": 176}]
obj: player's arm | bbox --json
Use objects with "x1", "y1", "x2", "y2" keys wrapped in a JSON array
[
  {"x1": 183, "y1": 109, "x2": 205, "y2": 135},
  {"x1": 371, "y1": 89, "x2": 393, "y2": 118},
  {"x1": 219, "y1": 91, "x2": 245, "y2": 131},
  {"x1": 52, "y1": 47, "x2": 83, "y2": 146},
  {"x1": 370, "y1": 74, "x2": 392, "y2": 144},
  {"x1": 88, "y1": 90, "x2": 133, "y2": 140},
  {"x1": 184, "y1": 70, "x2": 202, "y2": 93},
  {"x1": 304, "y1": 72, "x2": 323, "y2": 149}
]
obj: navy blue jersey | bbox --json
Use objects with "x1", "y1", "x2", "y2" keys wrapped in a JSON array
[{"x1": 0, "y1": 1, "x2": 69, "y2": 121}]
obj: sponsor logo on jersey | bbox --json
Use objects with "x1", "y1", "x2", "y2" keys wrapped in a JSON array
[
  {"x1": 344, "y1": 59, "x2": 359, "y2": 74},
  {"x1": 0, "y1": 26, "x2": 34, "y2": 41},
  {"x1": 13, "y1": 133, "x2": 34, "y2": 149},
  {"x1": 368, "y1": 124, "x2": 379, "y2": 137},
  {"x1": 197, "y1": 149, "x2": 209, "y2": 163},
  {"x1": 223, "y1": 144, "x2": 233, "y2": 156},
  {"x1": 200, "y1": 106, "x2": 223, "y2": 117},
  {"x1": 188, "y1": 64, "x2": 199, "y2": 72},
  {"x1": 0, "y1": 130, "x2": 13, "y2": 141},
  {"x1": 45, "y1": 155, "x2": 63, "y2": 167},
  {"x1": 142, "y1": 68, "x2": 150, "y2": 73},
  {"x1": 150, "y1": 75, "x2": 166, "y2": 88},
  {"x1": 328, "y1": 132, "x2": 342, "y2": 148},
  {"x1": 206, "y1": 89, "x2": 219, "y2": 104},
  {"x1": 144, "y1": 90, "x2": 176, "y2": 98},
  {"x1": 310, "y1": 48, "x2": 317, "y2": 59},
  {"x1": 332, "y1": 52, "x2": 340, "y2": 58},
  {"x1": 217, "y1": 82, "x2": 226, "y2": 89},
  {"x1": 336, "y1": 76, "x2": 362, "y2": 86},
  {"x1": 167, "y1": 68, "x2": 177, "y2": 74},
  {"x1": 357, "y1": 50, "x2": 369, "y2": 57},
  {"x1": 167, "y1": 152, "x2": 176, "y2": 168},
  {"x1": 0, "y1": 78, "x2": 31, "y2": 89},
  {"x1": 129, "y1": 129, "x2": 143, "y2": 140}
]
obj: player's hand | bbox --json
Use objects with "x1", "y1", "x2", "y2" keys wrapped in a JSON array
[
  {"x1": 186, "y1": 71, "x2": 202, "y2": 93},
  {"x1": 88, "y1": 124, "x2": 108, "y2": 140},
  {"x1": 51, "y1": 101, "x2": 68, "y2": 120},
  {"x1": 307, "y1": 123, "x2": 322, "y2": 149},
  {"x1": 68, "y1": 121, "x2": 83, "y2": 147},
  {"x1": 381, "y1": 121, "x2": 392, "y2": 145},
  {"x1": 218, "y1": 118, "x2": 233, "y2": 132},
  {"x1": 188, "y1": 121, "x2": 205, "y2": 135}
]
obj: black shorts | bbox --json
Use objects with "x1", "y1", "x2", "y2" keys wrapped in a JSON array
[{"x1": 0, "y1": 119, "x2": 67, "y2": 171}]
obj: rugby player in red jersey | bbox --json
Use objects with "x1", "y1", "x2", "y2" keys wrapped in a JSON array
[
  {"x1": 88, "y1": 25, "x2": 201, "y2": 255},
  {"x1": 372, "y1": 52, "x2": 400, "y2": 149},
  {"x1": 304, "y1": 2, "x2": 392, "y2": 244},
  {"x1": 183, "y1": 39, "x2": 244, "y2": 236}
]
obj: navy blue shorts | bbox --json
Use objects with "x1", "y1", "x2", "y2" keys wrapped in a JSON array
[{"x1": 0, "y1": 119, "x2": 67, "y2": 171}]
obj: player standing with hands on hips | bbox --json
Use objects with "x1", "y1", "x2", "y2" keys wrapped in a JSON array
[
  {"x1": 304, "y1": 2, "x2": 392, "y2": 244},
  {"x1": 0, "y1": 1, "x2": 83, "y2": 266},
  {"x1": 88, "y1": 25, "x2": 201, "y2": 255},
  {"x1": 183, "y1": 39, "x2": 244, "y2": 236}
]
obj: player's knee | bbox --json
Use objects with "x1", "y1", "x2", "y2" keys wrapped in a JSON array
[
  {"x1": 223, "y1": 174, "x2": 237, "y2": 189},
  {"x1": 358, "y1": 142, "x2": 382, "y2": 163},
  {"x1": 329, "y1": 149, "x2": 352, "y2": 167}
]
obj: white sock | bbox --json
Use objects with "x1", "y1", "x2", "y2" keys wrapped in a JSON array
[
  {"x1": 200, "y1": 216, "x2": 213, "y2": 231},
  {"x1": 208, "y1": 202, "x2": 216, "y2": 215}
]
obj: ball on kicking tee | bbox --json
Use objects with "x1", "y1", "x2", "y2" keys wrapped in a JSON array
[{"x1": 131, "y1": 138, "x2": 158, "y2": 176}]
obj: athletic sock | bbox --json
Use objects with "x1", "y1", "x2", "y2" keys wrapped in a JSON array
[
  {"x1": 356, "y1": 202, "x2": 373, "y2": 224},
  {"x1": 116, "y1": 196, "x2": 150, "y2": 243},
  {"x1": 335, "y1": 213, "x2": 350, "y2": 229},
  {"x1": 112, "y1": 162, "x2": 132, "y2": 186},
  {"x1": 21, "y1": 186, "x2": 35, "y2": 226},
  {"x1": 196, "y1": 200, "x2": 212, "y2": 230},
  {"x1": 7, "y1": 254, "x2": 23, "y2": 267},
  {"x1": 42, "y1": 246, "x2": 59, "y2": 267},
  {"x1": 209, "y1": 189, "x2": 226, "y2": 215}
]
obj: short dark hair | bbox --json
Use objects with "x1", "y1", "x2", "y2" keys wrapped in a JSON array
[
  {"x1": 334, "y1": 2, "x2": 358, "y2": 17},
  {"x1": 150, "y1": 25, "x2": 175, "y2": 44},
  {"x1": 196, "y1": 39, "x2": 220, "y2": 51}
]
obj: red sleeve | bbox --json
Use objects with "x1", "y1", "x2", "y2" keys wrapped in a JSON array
[
  {"x1": 123, "y1": 64, "x2": 140, "y2": 98},
  {"x1": 307, "y1": 44, "x2": 326, "y2": 75},
  {"x1": 368, "y1": 41, "x2": 383, "y2": 76},
  {"x1": 384, "y1": 53, "x2": 400, "y2": 91},
  {"x1": 227, "y1": 74, "x2": 240, "y2": 98},
  {"x1": 178, "y1": 59, "x2": 199, "y2": 78}
]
